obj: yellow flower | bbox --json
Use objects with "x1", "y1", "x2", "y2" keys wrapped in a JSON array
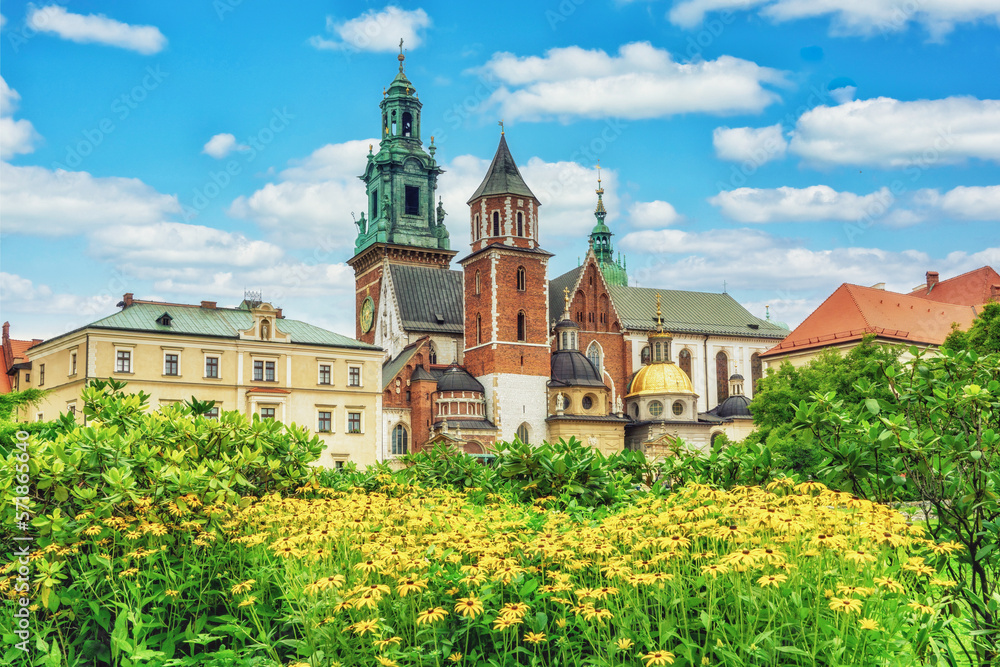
[
  {"x1": 828, "y1": 597, "x2": 863, "y2": 614},
  {"x1": 499, "y1": 602, "x2": 530, "y2": 621},
  {"x1": 907, "y1": 601, "x2": 935, "y2": 615},
  {"x1": 448, "y1": 653, "x2": 462, "y2": 662},
  {"x1": 844, "y1": 550, "x2": 877, "y2": 565},
  {"x1": 373, "y1": 636, "x2": 402, "y2": 650},
  {"x1": 492, "y1": 617, "x2": 523, "y2": 631},
  {"x1": 700, "y1": 564, "x2": 729, "y2": 577},
  {"x1": 873, "y1": 576, "x2": 905, "y2": 594},
  {"x1": 643, "y1": 650, "x2": 676, "y2": 666},
  {"x1": 231, "y1": 579, "x2": 256, "y2": 595},
  {"x1": 415, "y1": 607, "x2": 448, "y2": 625},
  {"x1": 454, "y1": 595, "x2": 485, "y2": 618},
  {"x1": 930, "y1": 577, "x2": 957, "y2": 588},
  {"x1": 375, "y1": 657, "x2": 398, "y2": 667},
  {"x1": 238, "y1": 596, "x2": 257, "y2": 608},
  {"x1": 350, "y1": 619, "x2": 379, "y2": 636},
  {"x1": 164, "y1": 589, "x2": 180, "y2": 598},
  {"x1": 756, "y1": 574, "x2": 787, "y2": 588},
  {"x1": 524, "y1": 631, "x2": 547, "y2": 644},
  {"x1": 859, "y1": 618, "x2": 880, "y2": 631},
  {"x1": 615, "y1": 637, "x2": 634, "y2": 651},
  {"x1": 397, "y1": 577, "x2": 428, "y2": 597}
]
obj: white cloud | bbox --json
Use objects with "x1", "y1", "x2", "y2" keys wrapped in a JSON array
[
  {"x1": 628, "y1": 200, "x2": 684, "y2": 228},
  {"x1": 0, "y1": 163, "x2": 181, "y2": 235},
  {"x1": 829, "y1": 85, "x2": 857, "y2": 104},
  {"x1": 26, "y1": 5, "x2": 167, "y2": 54},
  {"x1": 710, "y1": 183, "x2": 1000, "y2": 225},
  {"x1": 0, "y1": 272, "x2": 120, "y2": 338},
  {"x1": 790, "y1": 97, "x2": 1000, "y2": 168},
  {"x1": 710, "y1": 185, "x2": 894, "y2": 223},
  {"x1": 310, "y1": 6, "x2": 431, "y2": 52},
  {"x1": 668, "y1": 0, "x2": 1000, "y2": 40},
  {"x1": 0, "y1": 14, "x2": 7, "y2": 30},
  {"x1": 202, "y1": 133, "x2": 248, "y2": 159},
  {"x1": 89, "y1": 223, "x2": 285, "y2": 267},
  {"x1": 713, "y1": 124, "x2": 787, "y2": 164},
  {"x1": 0, "y1": 77, "x2": 40, "y2": 159},
  {"x1": 230, "y1": 138, "x2": 626, "y2": 252},
  {"x1": 479, "y1": 42, "x2": 785, "y2": 121}
]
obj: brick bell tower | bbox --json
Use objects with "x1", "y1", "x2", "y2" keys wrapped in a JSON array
[
  {"x1": 461, "y1": 129, "x2": 552, "y2": 445},
  {"x1": 348, "y1": 45, "x2": 457, "y2": 344}
]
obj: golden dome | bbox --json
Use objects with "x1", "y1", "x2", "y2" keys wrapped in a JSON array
[{"x1": 627, "y1": 362, "x2": 695, "y2": 397}]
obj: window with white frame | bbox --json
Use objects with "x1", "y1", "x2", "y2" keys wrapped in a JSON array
[
  {"x1": 39, "y1": 364, "x2": 45, "y2": 386},
  {"x1": 253, "y1": 359, "x2": 277, "y2": 382},
  {"x1": 317, "y1": 410, "x2": 332, "y2": 433},
  {"x1": 206, "y1": 407, "x2": 220, "y2": 420},
  {"x1": 348, "y1": 365, "x2": 361, "y2": 387},
  {"x1": 318, "y1": 364, "x2": 332, "y2": 385},
  {"x1": 115, "y1": 349, "x2": 132, "y2": 373},
  {"x1": 164, "y1": 352, "x2": 180, "y2": 376},
  {"x1": 205, "y1": 355, "x2": 220, "y2": 379},
  {"x1": 260, "y1": 406, "x2": 276, "y2": 421},
  {"x1": 70, "y1": 350, "x2": 77, "y2": 376},
  {"x1": 347, "y1": 411, "x2": 362, "y2": 433}
]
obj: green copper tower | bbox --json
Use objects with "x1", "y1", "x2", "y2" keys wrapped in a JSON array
[
  {"x1": 588, "y1": 167, "x2": 628, "y2": 287},
  {"x1": 355, "y1": 44, "x2": 449, "y2": 255}
]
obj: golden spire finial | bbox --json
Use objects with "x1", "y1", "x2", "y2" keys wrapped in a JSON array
[
  {"x1": 655, "y1": 293, "x2": 662, "y2": 333},
  {"x1": 596, "y1": 159, "x2": 602, "y2": 191},
  {"x1": 498, "y1": 119, "x2": 504, "y2": 135},
  {"x1": 398, "y1": 38, "x2": 405, "y2": 71},
  {"x1": 563, "y1": 286, "x2": 570, "y2": 312}
]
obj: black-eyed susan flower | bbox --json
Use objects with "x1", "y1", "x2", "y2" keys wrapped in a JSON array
[
  {"x1": 859, "y1": 618, "x2": 880, "y2": 631},
  {"x1": 615, "y1": 637, "x2": 634, "y2": 651},
  {"x1": 415, "y1": 607, "x2": 448, "y2": 625},
  {"x1": 828, "y1": 597, "x2": 863, "y2": 614},
  {"x1": 907, "y1": 601, "x2": 935, "y2": 615},
  {"x1": 643, "y1": 650, "x2": 676, "y2": 666},
  {"x1": 454, "y1": 595, "x2": 484, "y2": 618},
  {"x1": 350, "y1": 619, "x2": 379, "y2": 636},
  {"x1": 524, "y1": 631, "x2": 547, "y2": 644},
  {"x1": 448, "y1": 653, "x2": 462, "y2": 662},
  {"x1": 373, "y1": 636, "x2": 402, "y2": 650},
  {"x1": 756, "y1": 573, "x2": 787, "y2": 588},
  {"x1": 375, "y1": 657, "x2": 398, "y2": 667}
]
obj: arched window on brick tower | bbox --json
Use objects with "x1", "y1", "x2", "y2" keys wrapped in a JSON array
[
  {"x1": 428, "y1": 343, "x2": 437, "y2": 365},
  {"x1": 516, "y1": 266, "x2": 526, "y2": 291},
  {"x1": 476, "y1": 314, "x2": 482, "y2": 345},
  {"x1": 517, "y1": 211, "x2": 524, "y2": 236},
  {"x1": 475, "y1": 270, "x2": 481, "y2": 295},
  {"x1": 492, "y1": 211, "x2": 500, "y2": 236},
  {"x1": 751, "y1": 353, "x2": 763, "y2": 393},
  {"x1": 474, "y1": 214, "x2": 481, "y2": 241},
  {"x1": 716, "y1": 351, "x2": 729, "y2": 402},
  {"x1": 679, "y1": 349, "x2": 692, "y2": 380},
  {"x1": 517, "y1": 311, "x2": 527, "y2": 341}
]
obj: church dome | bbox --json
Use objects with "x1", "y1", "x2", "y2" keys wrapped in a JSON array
[
  {"x1": 437, "y1": 365, "x2": 484, "y2": 393},
  {"x1": 550, "y1": 349, "x2": 605, "y2": 387},
  {"x1": 712, "y1": 394, "x2": 753, "y2": 418},
  {"x1": 627, "y1": 362, "x2": 695, "y2": 397}
]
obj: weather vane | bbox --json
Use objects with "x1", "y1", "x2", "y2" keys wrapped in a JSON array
[{"x1": 498, "y1": 119, "x2": 504, "y2": 135}]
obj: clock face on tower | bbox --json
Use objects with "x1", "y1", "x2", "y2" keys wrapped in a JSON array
[{"x1": 360, "y1": 297, "x2": 375, "y2": 334}]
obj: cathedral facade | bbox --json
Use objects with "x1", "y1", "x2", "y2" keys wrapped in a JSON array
[{"x1": 351, "y1": 56, "x2": 788, "y2": 461}]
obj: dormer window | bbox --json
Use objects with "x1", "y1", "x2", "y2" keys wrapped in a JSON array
[{"x1": 156, "y1": 312, "x2": 172, "y2": 326}]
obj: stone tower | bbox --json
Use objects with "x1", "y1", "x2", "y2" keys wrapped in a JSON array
[
  {"x1": 588, "y1": 167, "x2": 628, "y2": 288},
  {"x1": 348, "y1": 47, "x2": 456, "y2": 344},
  {"x1": 460, "y1": 131, "x2": 552, "y2": 444}
]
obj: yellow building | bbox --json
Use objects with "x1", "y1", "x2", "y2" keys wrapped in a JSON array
[{"x1": 19, "y1": 294, "x2": 384, "y2": 468}]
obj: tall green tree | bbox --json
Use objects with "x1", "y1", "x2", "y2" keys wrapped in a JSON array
[
  {"x1": 746, "y1": 336, "x2": 901, "y2": 476},
  {"x1": 944, "y1": 301, "x2": 1000, "y2": 355}
]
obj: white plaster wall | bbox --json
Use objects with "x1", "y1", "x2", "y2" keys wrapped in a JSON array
[{"x1": 476, "y1": 372, "x2": 549, "y2": 445}]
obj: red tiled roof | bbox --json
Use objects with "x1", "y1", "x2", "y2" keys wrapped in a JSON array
[
  {"x1": 761, "y1": 283, "x2": 977, "y2": 357},
  {"x1": 246, "y1": 387, "x2": 291, "y2": 394},
  {"x1": 2, "y1": 338, "x2": 36, "y2": 393},
  {"x1": 909, "y1": 266, "x2": 1000, "y2": 307}
]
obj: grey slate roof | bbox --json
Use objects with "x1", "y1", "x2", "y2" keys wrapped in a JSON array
[
  {"x1": 548, "y1": 267, "x2": 787, "y2": 339},
  {"x1": 71, "y1": 302, "x2": 378, "y2": 349},
  {"x1": 389, "y1": 264, "x2": 464, "y2": 334},
  {"x1": 467, "y1": 135, "x2": 536, "y2": 203},
  {"x1": 438, "y1": 419, "x2": 497, "y2": 431},
  {"x1": 382, "y1": 344, "x2": 421, "y2": 390}
]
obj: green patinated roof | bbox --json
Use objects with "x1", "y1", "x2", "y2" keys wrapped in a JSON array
[
  {"x1": 548, "y1": 267, "x2": 787, "y2": 339},
  {"x1": 78, "y1": 302, "x2": 379, "y2": 349},
  {"x1": 390, "y1": 265, "x2": 465, "y2": 333},
  {"x1": 467, "y1": 135, "x2": 536, "y2": 203}
]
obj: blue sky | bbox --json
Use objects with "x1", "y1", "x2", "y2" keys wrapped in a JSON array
[{"x1": 1, "y1": 0, "x2": 997, "y2": 340}]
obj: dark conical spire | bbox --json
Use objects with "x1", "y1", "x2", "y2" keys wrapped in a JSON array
[{"x1": 467, "y1": 134, "x2": 536, "y2": 203}]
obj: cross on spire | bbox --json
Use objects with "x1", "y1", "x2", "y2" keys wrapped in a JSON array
[{"x1": 397, "y1": 38, "x2": 405, "y2": 71}]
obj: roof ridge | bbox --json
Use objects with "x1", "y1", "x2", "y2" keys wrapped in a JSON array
[{"x1": 843, "y1": 284, "x2": 871, "y2": 329}]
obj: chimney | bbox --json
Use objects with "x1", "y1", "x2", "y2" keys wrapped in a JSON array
[
  {"x1": 122, "y1": 293, "x2": 134, "y2": 307},
  {"x1": 275, "y1": 308, "x2": 283, "y2": 319},
  {"x1": 991, "y1": 284, "x2": 1000, "y2": 302},
  {"x1": 200, "y1": 301, "x2": 217, "y2": 309},
  {"x1": 926, "y1": 271, "x2": 939, "y2": 288},
  {"x1": 2, "y1": 322, "x2": 9, "y2": 343},
  {"x1": 30, "y1": 339, "x2": 42, "y2": 347}
]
